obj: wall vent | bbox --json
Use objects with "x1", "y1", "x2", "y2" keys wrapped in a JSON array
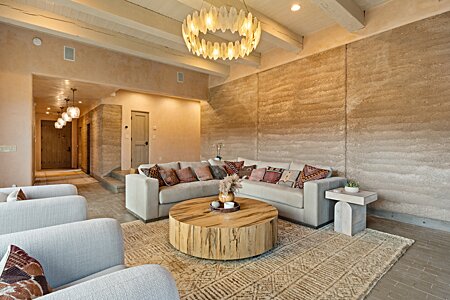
[
  {"x1": 64, "y1": 46, "x2": 75, "y2": 61},
  {"x1": 177, "y1": 72, "x2": 184, "y2": 83}
]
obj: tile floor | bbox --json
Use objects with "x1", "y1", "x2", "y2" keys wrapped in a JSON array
[{"x1": 34, "y1": 170, "x2": 450, "y2": 299}]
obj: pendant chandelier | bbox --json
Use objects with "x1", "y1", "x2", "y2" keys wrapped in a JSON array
[
  {"x1": 55, "y1": 107, "x2": 66, "y2": 129},
  {"x1": 62, "y1": 98, "x2": 72, "y2": 122},
  {"x1": 182, "y1": 2, "x2": 261, "y2": 60},
  {"x1": 67, "y1": 88, "x2": 80, "y2": 119}
]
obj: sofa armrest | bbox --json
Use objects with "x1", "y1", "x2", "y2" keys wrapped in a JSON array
[
  {"x1": 40, "y1": 265, "x2": 179, "y2": 300},
  {"x1": 126, "y1": 174, "x2": 159, "y2": 221},
  {"x1": 303, "y1": 177, "x2": 347, "y2": 227},
  {"x1": 0, "y1": 195, "x2": 87, "y2": 235},
  {"x1": 0, "y1": 184, "x2": 78, "y2": 199},
  {"x1": 0, "y1": 218, "x2": 124, "y2": 289}
]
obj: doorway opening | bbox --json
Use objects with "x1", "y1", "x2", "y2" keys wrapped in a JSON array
[
  {"x1": 131, "y1": 111, "x2": 149, "y2": 168},
  {"x1": 41, "y1": 120, "x2": 72, "y2": 169}
]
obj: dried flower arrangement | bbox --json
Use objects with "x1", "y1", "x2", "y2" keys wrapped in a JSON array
[{"x1": 219, "y1": 174, "x2": 242, "y2": 195}]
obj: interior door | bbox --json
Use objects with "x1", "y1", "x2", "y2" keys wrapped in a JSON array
[
  {"x1": 131, "y1": 111, "x2": 149, "y2": 168},
  {"x1": 41, "y1": 120, "x2": 72, "y2": 169}
]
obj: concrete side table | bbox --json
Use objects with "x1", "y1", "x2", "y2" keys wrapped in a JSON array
[{"x1": 325, "y1": 188, "x2": 378, "y2": 236}]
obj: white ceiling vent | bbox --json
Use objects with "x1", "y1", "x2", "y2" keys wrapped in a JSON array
[
  {"x1": 64, "y1": 46, "x2": 75, "y2": 61},
  {"x1": 177, "y1": 72, "x2": 184, "y2": 83}
]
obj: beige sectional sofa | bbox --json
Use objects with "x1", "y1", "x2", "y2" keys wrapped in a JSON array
[{"x1": 125, "y1": 158, "x2": 346, "y2": 228}]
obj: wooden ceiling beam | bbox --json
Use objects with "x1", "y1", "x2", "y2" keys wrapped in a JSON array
[
  {"x1": 177, "y1": 0, "x2": 303, "y2": 53},
  {"x1": 52, "y1": 0, "x2": 261, "y2": 67},
  {"x1": 311, "y1": 0, "x2": 365, "y2": 32},
  {"x1": 0, "y1": 0, "x2": 230, "y2": 77}
]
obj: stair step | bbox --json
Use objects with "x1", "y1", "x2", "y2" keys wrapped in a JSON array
[
  {"x1": 100, "y1": 176, "x2": 125, "y2": 194},
  {"x1": 110, "y1": 170, "x2": 133, "y2": 183}
]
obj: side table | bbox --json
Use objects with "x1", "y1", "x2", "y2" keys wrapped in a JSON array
[{"x1": 325, "y1": 188, "x2": 378, "y2": 236}]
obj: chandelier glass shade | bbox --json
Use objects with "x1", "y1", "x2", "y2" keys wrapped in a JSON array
[
  {"x1": 68, "y1": 88, "x2": 80, "y2": 119},
  {"x1": 62, "y1": 112, "x2": 72, "y2": 122},
  {"x1": 57, "y1": 117, "x2": 66, "y2": 126},
  {"x1": 182, "y1": 5, "x2": 261, "y2": 60},
  {"x1": 54, "y1": 122, "x2": 63, "y2": 129}
]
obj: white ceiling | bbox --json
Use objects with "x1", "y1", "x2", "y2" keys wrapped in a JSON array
[{"x1": 4, "y1": 0, "x2": 391, "y2": 76}]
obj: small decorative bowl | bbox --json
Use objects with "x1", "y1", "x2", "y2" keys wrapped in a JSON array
[
  {"x1": 345, "y1": 186, "x2": 360, "y2": 193},
  {"x1": 210, "y1": 201, "x2": 240, "y2": 213}
]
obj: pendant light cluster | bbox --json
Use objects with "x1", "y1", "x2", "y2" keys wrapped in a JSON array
[
  {"x1": 54, "y1": 88, "x2": 80, "y2": 129},
  {"x1": 182, "y1": 3, "x2": 261, "y2": 60}
]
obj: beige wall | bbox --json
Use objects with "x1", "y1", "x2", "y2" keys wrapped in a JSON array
[
  {"x1": 0, "y1": 23, "x2": 208, "y2": 187},
  {"x1": 202, "y1": 13, "x2": 450, "y2": 223},
  {"x1": 102, "y1": 90, "x2": 201, "y2": 169}
]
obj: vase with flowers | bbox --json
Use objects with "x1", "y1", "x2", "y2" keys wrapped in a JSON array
[{"x1": 218, "y1": 174, "x2": 242, "y2": 203}]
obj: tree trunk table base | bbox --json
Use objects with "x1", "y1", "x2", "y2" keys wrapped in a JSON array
[{"x1": 169, "y1": 197, "x2": 278, "y2": 260}]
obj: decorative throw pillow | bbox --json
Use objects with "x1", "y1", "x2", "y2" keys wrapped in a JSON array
[
  {"x1": 295, "y1": 165, "x2": 330, "y2": 189},
  {"x1": 262, "y1": 167, "x2": 285, "y2": 184},
  {"x1": 277, "y1": 170, "x2": 301, "y2": 187},
  {"x1": 223, "y1": 161, "x2": 244, "y2": 175},
  {"x1": 6, "y1": 189, "x2": 27, "y2": 202},
  {"x1": 210, "y1": 166, "x2": 227, "y2": 180},
  {"x1": 148, "y1": 165, "x2": 166, "y2": 187},
  {"x1": 159, "y1": 168, "x2": 180, "y2": 186},
  {"x1": 249, "y1": 168, "x2": 266, "y2": 181},
  {"x1": 238, "y1": 165, "x2": 256, "y2": 178},
  {"x1": 194, "y1": 166, "x2": 213, "y2": 181},
  {"x1": 175, "y1": 167, "x2": 198, "y2": 183},
  {"x1": 0, "y1": 244, "x2": 52, "y2": 299}
]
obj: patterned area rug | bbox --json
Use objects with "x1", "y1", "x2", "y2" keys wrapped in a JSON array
[{"x1": 122, "y1": 219, "x2": 413, "y2": 299}]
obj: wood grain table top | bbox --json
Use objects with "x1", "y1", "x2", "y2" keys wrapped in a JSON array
[{"x1": 169, "y1": 196, "x2": 278, "y2": 228}]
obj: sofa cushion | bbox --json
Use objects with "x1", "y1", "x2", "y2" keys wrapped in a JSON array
[
  {"x1": 194, "y1": 166, "x2": 214, "y2": 181},
  {"x1": 238, "y1": 165, "x2": 256, "y2": 178},
  {"x1": 210, "y1": 166, "x2": 227, "y2": 180},
  {"x1": 158, "y1": 162, "x2": 180, "y2": 170},
  {"x1": 223, "y1": 161, "x2": 244, "y2": 175},
  {"x1": 179, "y1": 161, "x2": 210, "y2": 170},
  {"x1": 277, "y1": 170, "x2": 301, "y2": 188},
  {"x1": 262, "y1": 167, "x2": 285, "y2": 184},
  {"x1": 159, "y1": 180, "x2": 220, "y2": 204},
  {"x1": 257, "y1": 161, "x2": 290, "y2": 170},
  {"x1": 175, "y1": 167, "x2": 197, "y2": 183},
  {"x1": 237, "y1": 157, "x2": 259, "y2": 166},
  {"x1": 239, "y1": 180, "x2": 304, "y2": 209},
  {"x1": 249, "y1": 168, "x2": 265, "y2": 181},
  {"x1": 296, "y1": 165, "x2": 330, "y2": 189},
  {"x1": 159, "y1": 169, "x2": 180, "y2": 186}
]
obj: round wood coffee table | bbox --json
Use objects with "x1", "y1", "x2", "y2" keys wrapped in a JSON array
[{"x1": 169, "y1": 196, "x2": 278, "y2": 260}]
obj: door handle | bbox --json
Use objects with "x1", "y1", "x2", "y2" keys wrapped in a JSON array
[
  {"x1": 67, "y1": 146, "x2": 71, "y2": 152},
  {"x1": 145, "y1": 141, "x2": 149, "y2": 145}
]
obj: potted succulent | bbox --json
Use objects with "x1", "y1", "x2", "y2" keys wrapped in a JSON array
[
  {"x1": 218, "y1": 174, "x2": 242, "y2": 203},
  {"x1": 345, "y1": 180, "x2": 360, "y2": 193}
]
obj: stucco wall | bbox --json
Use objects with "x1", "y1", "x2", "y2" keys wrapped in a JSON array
[
  {"x1": 102, "y1": 90, "x2": 201, "y2": 168},
  {"x1": 201, "y1": 13, "x2": 450, "y2": 222},
  {"x1": 0, "y1": 23, "x2": 208, "y2": 187}
]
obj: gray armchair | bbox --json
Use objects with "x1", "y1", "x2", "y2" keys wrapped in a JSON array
[
  {"x1": 0, "y1": 218, "x2": 179, "y2": 300},
  {"x1": 0, "y1": 184, "x2": 87, "y2": 235}
]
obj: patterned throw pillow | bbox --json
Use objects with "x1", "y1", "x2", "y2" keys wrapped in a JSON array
[
  {"x1": 295, "y1": 165, "x2": 330, "y2": 189},
  {"x1": 223, "y1": 161, "x2": 244, "y2": 175},
  {"x1": 262, "y1": 167, "x2": 285, "y2": 184},
  {"x1": 249, "y1": 168, "x2": 266, "y2": 181},
  {"x1": 238, "y1": 165, "x2": 256, "y2": 178},
  {"x1": 194, "y1": 166, "x2": 213, "y2": 181},
  {"x1": 210, "y1": 166, "x2": 227, "y2": 180},
  {"x1": 6, "y1": 189, "x2": 27, "y2": 202},
  {"x1": 142, "y1": 165, "x2": 166, "y2": 187},
  {"x1": 175, "y1": 167, "x2": 198, "y2": 183},
  {"x1": 277, "y1": 170, "x2": 301, "y2": 188},
  {"x1": 0, "y1": 244, "x2": 52, "y2": 299},
  {"x1": 159, "y1": 168, "x2": 180, "y2": 186}
]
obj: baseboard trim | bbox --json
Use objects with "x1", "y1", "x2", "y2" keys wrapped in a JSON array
[{"x1": 368, "y1": 208, "x2": 450, "y2": 233}]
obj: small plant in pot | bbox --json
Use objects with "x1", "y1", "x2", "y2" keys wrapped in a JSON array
[
  {"x1": 345, "y1": 180, "x2": 360, "y2": 193},
  {"x1": 218, "y1": 174, "x2": 242, "y2": 203}
]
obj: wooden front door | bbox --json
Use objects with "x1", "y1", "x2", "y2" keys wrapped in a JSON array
[
  {"x1": 131, "y1": 111, "x2": 149, "y2": 168},
  {"x1": 41, "y1": 120, "x2": 72, "y2": 169}
]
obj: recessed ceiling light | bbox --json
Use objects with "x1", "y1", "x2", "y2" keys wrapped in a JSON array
[
  {"x1": 291, "y1": 4, "x2": 301, "y2": 11},
  {"x1": 45, "y1": 111, "x2": 50, "y2": 115},
  {"x1": 46, "y1": 107, "x2": 51, "y2": 110},
  {"x1": 78, "y1": 101, "x2": 82, "y2": 104}
]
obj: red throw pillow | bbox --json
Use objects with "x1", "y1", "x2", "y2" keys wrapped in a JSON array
[
  {"x1": 262, "y1": 167, "x2": 285, "y2": 184},
  {"x1": 194, "y1": 166, "x2": 213, "y2": 181},
  {"x1": 159, "y1": 168, "x2": 180, "y2": 186},
  {"x1": 223, "y1": 161, "x2": 244, "y2": 175},
  {"x1": 295, "y1": 165, "x2": 330, "y2": 189},
  {"x1": 175, "y1": 167, "x2": 198, "y2": 183},
  {"x1": 249, "y1": 168, "x2": 266, "y2": 181},
  {"x1": 0, "y1": 245, "x2": 52, "y2": 299}
]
